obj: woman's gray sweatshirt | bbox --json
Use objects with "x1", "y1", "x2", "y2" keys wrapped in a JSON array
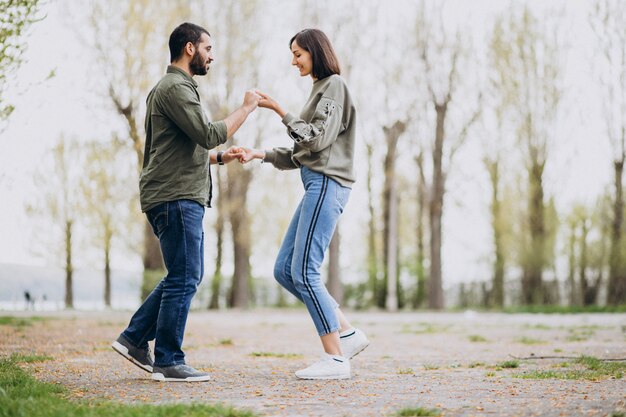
[{"x1": 264, "y1": 74, "x2": 356, "y2": 187}]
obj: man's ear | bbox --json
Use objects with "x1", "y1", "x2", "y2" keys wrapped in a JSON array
[{"x1": 184, "y1": 41, "x2": 195, "y2": 57}]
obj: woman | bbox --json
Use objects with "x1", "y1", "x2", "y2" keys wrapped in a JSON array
[{"x1": 242, "y1": 29, "x2": 369, "y2": 380}]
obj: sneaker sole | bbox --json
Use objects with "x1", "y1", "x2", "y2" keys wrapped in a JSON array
[
  {"x1": 347, "y1": 340, "x2": 370, "y2": 360},
  {"x1": 111, "y1": 341, "x2": 153, "y2": 373},
  {"x1": 295, "y1": 374, "x2": 351, "y2": 380},
  {"x1": 152, "y1": 373, "x2": 211, "y2": 382}
]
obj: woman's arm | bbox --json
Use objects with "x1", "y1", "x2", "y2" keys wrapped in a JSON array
[
  {"x1": 239, "y1": 147, "x2": 299, "y2": 170},
  {"x1": 257, "y1": 82, "x2": 345, "y2": 153}
]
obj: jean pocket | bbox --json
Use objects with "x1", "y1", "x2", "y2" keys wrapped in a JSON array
[
  {"x1": 335, "y1": 184, "x2": 351, "y2": 210},
  {"x1": 147, "y1": 202, "x2": 169, "y2": 236}
]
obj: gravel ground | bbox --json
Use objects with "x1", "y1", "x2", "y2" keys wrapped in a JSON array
[{"x1": 1, "y1": 309, "x2": 625, "y2": 417}]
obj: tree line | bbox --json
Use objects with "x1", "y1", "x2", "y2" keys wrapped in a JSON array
[{"x1": 8, "y1": 0, "x2": 626, "y2": 310}]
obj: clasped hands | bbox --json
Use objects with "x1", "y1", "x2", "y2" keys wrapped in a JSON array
[
  {"x1": 219, "y1": 146, "x2": 260, "y2": 165},
  {"x1": 217, "y1": 88, "x2": 278, "y2": 165}
]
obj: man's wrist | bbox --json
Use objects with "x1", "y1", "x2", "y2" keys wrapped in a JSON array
[{"x1": 216, "y1": 151, "x2": 224, "y2": 165}]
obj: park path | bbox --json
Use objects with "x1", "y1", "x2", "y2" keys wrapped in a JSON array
[{"x1": 1, "y1": 309, "x2": 625, "y2": 416}]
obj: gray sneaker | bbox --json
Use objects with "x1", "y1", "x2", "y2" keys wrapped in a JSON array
[
  {"x1": 111, "y1": 334, "x2": 154, "y2": 373},
  {"x1": 152, "y1": 364, "x2": 211, "y2": 382}
]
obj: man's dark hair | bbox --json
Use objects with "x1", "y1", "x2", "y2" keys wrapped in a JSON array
[
  {"x1": 289, "y1": 29, "x2": 341, "y2": 80},
  {"x1": 169, "y1": 22, "x2": 210, "y2": 63}
]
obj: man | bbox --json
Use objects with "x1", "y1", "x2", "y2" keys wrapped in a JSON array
[{"x1": 111, "y1": 22, "x2": 260, "y2": 382}]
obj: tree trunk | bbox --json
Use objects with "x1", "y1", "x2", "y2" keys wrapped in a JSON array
[
  {"x1": 382, "y1": 121, "x2": 406, "y2": 311},
  {"x1": 414, "y1": 152, "x2": 427, "y2": 309},
  {"x1": 104, "y1": 233, "x2": 111, "y2": 307},
  {"x1": 327, "y1": 228, "x2": 343, "y2": 304},
  {"x1": 227, "y1": 162, "x2": 253, "y2": 308},
  {"x1": 522, "y1": 160, "x2": 545, "y2": 305},
  {"x1": 579, "y1": 217, "x2": 590, "y2": 306},
  {"x1": 487, "y1": 159, "x2": 505, "y2": 308},
  {"x1": 429, "y1": 103, "x2": 447, "y2": 310},
  {"x1": 64, "y1": 220, "x2": 73, "y2": 309},
  {"x1": 209, "y1": 168, "x2": 226, "y2": 309},
  {"x1": 141, "y1": 222, "x2": 164, "y2": 299},
  {"x1": 365, "y1": 143, "x2": 379, "y2": 308},
  {"x1": 566, "y1": 221, "x2": 578, "y2": 307},
  {"x1": 608, "y1": 159, "x2": 626, "y2": 305}
]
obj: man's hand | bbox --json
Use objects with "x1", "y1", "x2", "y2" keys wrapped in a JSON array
[{"x1": 243, "y1": 90, "x2": 262, "y2": 113}]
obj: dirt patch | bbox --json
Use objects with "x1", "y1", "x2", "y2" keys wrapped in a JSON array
[{"x1": 1, "y1": 310, "x2": 625, "y2": 416}]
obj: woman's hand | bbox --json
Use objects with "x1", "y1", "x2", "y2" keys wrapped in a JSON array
[
  {"x1": 237, "y1": 147, "x2": 265, "y2": 164},
  {"x1": 256, "y1": 90, "x2": 287, "y2": 118}
]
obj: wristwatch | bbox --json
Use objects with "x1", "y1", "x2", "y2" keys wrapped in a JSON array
[{"x1": 216, "y1": 151, "x2": 224, "y2": 165}]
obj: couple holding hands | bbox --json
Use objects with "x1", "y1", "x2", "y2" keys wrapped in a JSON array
[{"x1": 112, "y1": 22, "x2": 368, "y2": 382}]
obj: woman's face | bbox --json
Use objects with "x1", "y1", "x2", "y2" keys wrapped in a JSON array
[{"x1": 291, "y1": 40, "x2": 314, "y2": 79}]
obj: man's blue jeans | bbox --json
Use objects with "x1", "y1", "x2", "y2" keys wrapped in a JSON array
[
  {"x1": 274, "y1": 167, "x2": 351, "y2": 336},
  {"x1": 121, "y1": 199, "x2": 204, "y2": 367}
]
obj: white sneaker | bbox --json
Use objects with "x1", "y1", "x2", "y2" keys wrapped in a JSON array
[
  {"x1": 340, "y1": 328, "x2": 370, "y2": 359},
  {"x1": 295, "y1": 354, "x2": 351, "y2": 380}
]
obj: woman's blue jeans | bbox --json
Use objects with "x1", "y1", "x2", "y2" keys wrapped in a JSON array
[
  {"x1": 274, "y1": 167, "x2": 351, "y2": 336},
  {"x1": 121, "y1": 199, "x2": 205, "y2": 367}
]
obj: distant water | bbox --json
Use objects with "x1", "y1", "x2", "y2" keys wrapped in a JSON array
[{"x1": 0, "y1": 263, "x2": 143, "y2": 311}]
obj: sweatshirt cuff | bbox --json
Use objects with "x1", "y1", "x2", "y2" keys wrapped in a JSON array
[
  {"x1": 215, "y1": 120, "x2": 228, "y2": 144},
  {"x1": 282, "y1": 113, "x2": 296, "y2": 127},
  {"x1": 263, "y1": 149, "x2": 276, "y2": 165}
]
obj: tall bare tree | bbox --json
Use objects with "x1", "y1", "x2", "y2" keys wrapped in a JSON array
[
  {"x1": 565, "y1": 201, "x2": 608, "y2": 306},
  {"x1": 590, "y1": 0, "x2": 626, "y2": 305},
  {"x1": 484, "y1": 158, "x2": 505, "y2": 307},
  {"x1": 28, "y1": 136, "x2": 82, "y2": 308},
  {"x1": 414, "y1": 2, "x2": 481, "y2": 309},
  {"x1": 200, "y1": 0, "x2": 261, "y2": 308},
  {"x1": 413, "y1": 151, "x2": 428, "y2": 308},
  {"x1": 208, "y1": 168, "x2": 226, "y2": 309},
  {"x1": 382, "y1": 120, "x2": 407, "y2": 311},
  {"x1": 365, "y1": 143, "x2": 380, "y2": 307},
  {"x1": 491, "y1": 6, "x2": 563, "y2": 305},
  {"x1": 81, "y1": 137, "x2": 136, "y2": 307}
]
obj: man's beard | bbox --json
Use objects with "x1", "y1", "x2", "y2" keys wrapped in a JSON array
[{"x1": 190, "y1": 51, "x2": 208, "y2": 76}]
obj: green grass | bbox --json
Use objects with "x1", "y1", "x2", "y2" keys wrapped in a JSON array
[
  {"x1": 468, "y1": 362, "x2": 485, "y2": 368},
  {"x1": 250, "y1": 352, "x2": 302, "y2": 359},
  {"x1": 497, "y1": 360, "x2": 519, "y2": 369},
  {"x1": 397, "y1": 368, "x2": 415, "y2": 375},
  {"x1": 522, "y1": 324, "x2": 553, "y2": 330},
  {"x1": 0, "y1": 356, "x2": 257, "y2": 417},
  {"x1": 396, "y1": 406, "x2": 441, "y2": 416},
  {"x1": 218, "y1": 339, "x2": 233, "y2": 346},
  {"x1": 468, "y1": 335, "x2": 488, "y2": 342},
  {"x1": 515, "y1": 336, "x2": 546, "y2": 345},
  {"x1": 0, "y1": 316, "x2": 48, "y2": 328},
  {"x1": 566, "y1": 328, "x2": 595, "y2": 342},
  {"x1": 514, "y1": 356, "x2": 625, "y2": 381},
  {"x1": 9, "y1": 353, "x2": 54, "y2": 363}
]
